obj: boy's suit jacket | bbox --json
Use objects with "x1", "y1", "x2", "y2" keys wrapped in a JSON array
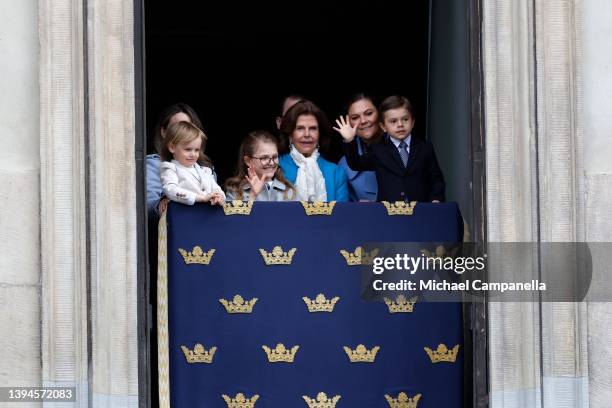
[
  {"x1": 342, "y1": 135, "x2": 445, "y2": 202},
  {"x1": 160, "y1": 160, "x2": 224, "y2": 205}
]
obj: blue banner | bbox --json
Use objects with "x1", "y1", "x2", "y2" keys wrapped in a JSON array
[{"x1": 158, "y1": 202, "x2": 464, "y2": 407}]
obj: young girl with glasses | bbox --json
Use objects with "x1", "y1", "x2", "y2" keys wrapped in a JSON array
[
  {"x1": 225, "y1": 130, "x2": 296, "y2": 201},
  {"x1": 160, "y1": 121, "x2": 225, "y2": 206}
]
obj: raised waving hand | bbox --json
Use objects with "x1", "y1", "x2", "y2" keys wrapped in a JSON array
[
  {"x1": 245, "y1": 166, "x2": 268, "y2": 198},
  {"x1": 333, "y1": 115, "x2": 359, "y2": 143}
]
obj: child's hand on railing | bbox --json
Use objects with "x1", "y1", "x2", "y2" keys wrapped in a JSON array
[
  {"x1": 196, "y1": 192, "x2": 213, "y2": 203},
  {"x1": 209, "y1": 191, "x2": 225, "y2": 206},
  {"x1": 158, "y1": 197, "x2": 169, "y2": 214}
]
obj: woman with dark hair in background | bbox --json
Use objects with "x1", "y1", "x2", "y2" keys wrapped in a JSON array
[
  {"x1": 275, "y1": 94, "x2": 304, "y2": 130},
  {"x1": 337, "y1": 93, "x2": 384, "y2": 201},
  {"x1": 146, "y1": 103, "x2": 214, "y2": 219},
  {"x1": 278, "y1": 100, "x2": 348, "y2": 202}
]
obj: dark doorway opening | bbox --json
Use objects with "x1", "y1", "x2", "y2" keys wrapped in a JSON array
[
  {"x1": 140, "y1": 0, "x2": 487, "y2": 407},
  {"x1": 145, "y1": 0, "x2": 430, "y2": 182}
]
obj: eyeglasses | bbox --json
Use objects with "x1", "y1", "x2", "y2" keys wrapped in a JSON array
[{"x1": 250, "y1": 155, "x2": 279, "y2": 165}]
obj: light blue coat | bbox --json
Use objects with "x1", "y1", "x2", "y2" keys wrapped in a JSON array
[
  {"x1": 146, "y1": 154, "x2": 164, "y2": 219},
  {"x1": 279, "y1": 154, "x2": 349, "y2": 202},
  {"x1": 338, "y1": 137, "x2": 378, "y2": 201}
]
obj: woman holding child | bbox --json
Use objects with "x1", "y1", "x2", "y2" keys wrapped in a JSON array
[
  {"x1": 279, "y1": 100, "x2": 349, "y2": 202},
  {"x1": 147, "y1": 103, "x2": 216, "y2": 217}
]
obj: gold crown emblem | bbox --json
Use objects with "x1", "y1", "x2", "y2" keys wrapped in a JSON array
[
  {"x1": 223, "y1": 200, "x2": 254, "y2": 215},
  {"x1": 343, "y1": 344, "x2": 380, "y2": 363},
  {"x1": 219, "y1": 295, "x2": 258, "y2": 314},
  {"x1": 340, "y1": 246, "x2": 380, "y2": 266},
  {"x1": 424, "y1": 344, "x2": 460, "y2": 363},
  {"x1": 221, "y1": 393, "x2": 259, "y2": 408},
  {"x1": 178, "y1": 246, "x2": 215, "y2": 265},
  {"x1": 259, "y1": 246, "x2": 297, "y2": 265},
  {"x1": 382, "y1": 201, "x2": 417, "y2": 216},
  {"x1": 303, "y1": 294, "x2": 340, "y2": 313},
  {"x1": 384, "y1": 295, "x2": 418, "y2": 313},
  {"x1": 262, "y1": 343, "x2": 299, "y2": 363},
  {"x1": 180, "y1": 343, "x2": 217, "y2": 364},
  {"x1": 302, "y1": 392, "x2": 341, "y2": 408},
  {"x1": 384, "y1": 392, "x2": 422, "y2": 408},
  {"x1": 301, "y1": 201, "x2": 337, "y2": 215}
]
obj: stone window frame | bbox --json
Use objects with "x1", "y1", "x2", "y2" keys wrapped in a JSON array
[
  {"x1": 38, "y1": 0, "x2": 588, "y2": 407},
  {"x1": 40, "y1": 0, "x2": 143, "y2": 406}
]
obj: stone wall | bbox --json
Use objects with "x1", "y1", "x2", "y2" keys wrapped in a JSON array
[
  {"x1": 484, "y1": 0, "x2": 612, "y2": 406},
  {"x1": 0, "y1": 2, "x2": 41, "y2": 408},
  {"x1": 583, "y1": 0, "x2": 612, "y2": 405}
]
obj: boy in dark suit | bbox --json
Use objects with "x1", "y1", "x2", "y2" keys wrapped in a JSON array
[{"x1": 335, "y1": 95, "x2": 445, "y2": 202}]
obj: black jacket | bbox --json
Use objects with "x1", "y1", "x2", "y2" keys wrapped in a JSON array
[{"x1": 342, "y1": 135, "x2": 445, "y2": 202}]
